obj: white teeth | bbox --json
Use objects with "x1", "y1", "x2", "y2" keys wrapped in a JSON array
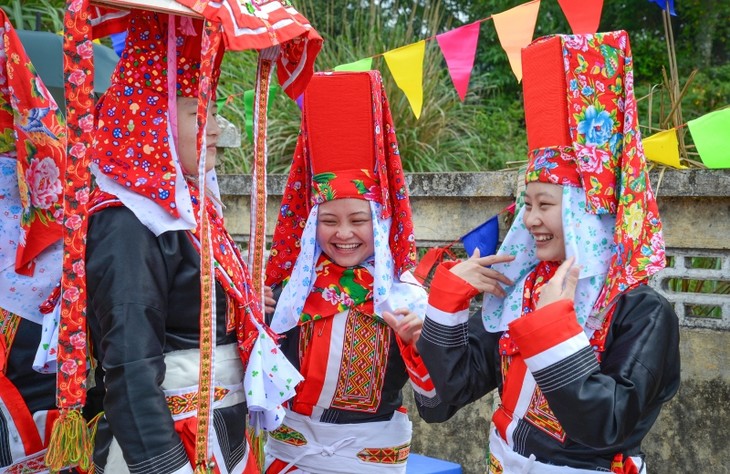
[
  {"x1": 535, "y1": 235, "x2": 553, "y2": 242},
  {"x1": 335, "y1": 243, "x2": 359, "y2": 250}
]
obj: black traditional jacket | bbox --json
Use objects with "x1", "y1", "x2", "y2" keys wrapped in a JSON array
[
  {"x1": 86, "y1": 206, "x2": 247, "y2": 474},
  {"x1": 418, "y1": 264, "x2": 680, "y2": 471}
]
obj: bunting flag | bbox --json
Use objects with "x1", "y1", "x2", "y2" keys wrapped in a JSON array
[
  {"x1": 558, "y1": 0, "x2": 604, "y2": 34},
  {"x1": 643, "y1": 128, "x2": 685, "y2": 168},
  {"x1": 648, "y1": 0, "x2": 677, "y2": 16},
  {"x1": 334, "y1": 57, "x2": 373, "y2": 72},
  {"x1": 493, "y1": 0, "x2": 541, "y2": 82},
  {"x1": 383, "y1": 40, "x2": 426, "y2": 118},
  {"x1": 461, "y1": 215, "x2": 499, "y2": 258},
  {"x1": 243, "y1": 84, "x2": 278, "y2": 143},
  {"x1": 436, "y1": 22, "x2": 481, "y2": 101},
  {"x1": 688, "y1": 108, "x2": 730, "y2": 169}
]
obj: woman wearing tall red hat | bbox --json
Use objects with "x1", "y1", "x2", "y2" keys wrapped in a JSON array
[
  {"x1": 418, "y1": 31, "x2": 680, "y2": 473},
  {"x1": 84, "y1": 10, "x2": 299, "y2": 473},
  {"x1": 263, "y1": 71, "x2": 451, "y2": 473}
]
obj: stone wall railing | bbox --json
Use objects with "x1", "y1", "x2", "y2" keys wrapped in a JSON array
[{"x1": 219, "y1": 169, "x2": 730, "y2": 473}]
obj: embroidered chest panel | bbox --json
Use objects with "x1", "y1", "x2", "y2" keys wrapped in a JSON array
[
  {"x1": 331, "y1": 309, "x2": 390, "y2": 412},
  {"x1": 524, "y1": 386, "x2": 567, "y2": 442}
]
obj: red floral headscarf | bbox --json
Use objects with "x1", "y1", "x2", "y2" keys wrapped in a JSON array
[
  {"x1": 91, "y1": 10, "x2": 224, "y2": 219},
  {"x1": 522, "y1": 31, "x2": 665, "y2": 346},
  {"x1": 0, "y1": 10, "x2": 65, "y2": 276}
]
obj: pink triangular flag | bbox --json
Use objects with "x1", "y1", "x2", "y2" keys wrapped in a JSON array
[
  {"x1": 436, "y1": 22, "x2": 481, "y2": 101},
  {"x1": 492, "y1": 0, "x2": 541, "y2": 82},
  {"x1": 383, "y1": 40, "x2": 426, "y2": 119},
  {"x1": 557, "y1": 0, "x2": 604, "y2": 34}
]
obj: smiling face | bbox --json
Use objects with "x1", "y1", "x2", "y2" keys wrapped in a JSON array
[
  {"x1": 316, "y1": 198, "x2": 375, "y2": 267},
  {"x1": 176, "y1": 96, "x2": 220, "y2": 175},
  {"x1": 523, "y1": 182, "x2": 566, "y2": 262}
]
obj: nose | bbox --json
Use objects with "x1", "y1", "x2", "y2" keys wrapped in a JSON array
[
  {"x1": 335, "y1": 225, "x2": 353, "y2": 239},
  {"x1": 207, "y1": 111, "x2": 221, "y2": 138},
  {"x1": 523, "y1": 208, "x2": 540, "y2": 229}
]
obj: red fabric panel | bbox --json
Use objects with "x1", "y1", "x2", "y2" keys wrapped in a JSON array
[
  {"x1": 291, "y1": 318, "x2": 333, "y2": 416},
  {"x1": 508, "y1": 300, "x2": 582, "y2": 358},
  {"x1": 305, "y1": 73, "x2": 375, "y2": 174},
  {"x1": 0, "y1": 373, "x2": 44, "y2": 456},
  {"x1": 522, "y1": 36, "x2": 571, "y2": 151},
  {"x1": 396, "y1": 337, "x2": 435, "y2": 392},
  {"x1": 427, "y1": 262, "x2": 481, "y2": 313}
]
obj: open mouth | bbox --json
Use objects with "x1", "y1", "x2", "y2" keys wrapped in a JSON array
[
  {"x1": 533, "y1": 234, "x2": 554, "y2": 243},
  {"x1": 334, "y1": 243, "x2": 361, "y2": 250}
]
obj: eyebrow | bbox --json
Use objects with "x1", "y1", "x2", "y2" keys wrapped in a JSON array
[
  {"x1": 319, "y1": 211, "x2": 371, "y2": 218},
  {"x1": 526, "y1": 191, "x2": 559, "y2": 200}
]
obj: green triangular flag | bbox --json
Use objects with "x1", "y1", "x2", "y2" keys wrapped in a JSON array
[{"x1": 334, "y1": 57, "x2": 373, "y2": 72}]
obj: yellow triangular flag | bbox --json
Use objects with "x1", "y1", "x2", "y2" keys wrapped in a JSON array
[
  {"x1": 643, "y1": 128, "x2": 686, "y2": 168},
  {"x1": 383, "y1": 40, "x2": 426, "y2": 119},
  {"x1": 493, "y1": 0, "x2": 541, "y2": 82}
]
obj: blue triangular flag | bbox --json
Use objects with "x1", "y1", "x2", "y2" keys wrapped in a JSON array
[
  {"x1": 460, "y1": 215, "x2": 499, "y2": 257},
  {"x1": 647, "y1": 0, "x2": 676, "y2": 16}
]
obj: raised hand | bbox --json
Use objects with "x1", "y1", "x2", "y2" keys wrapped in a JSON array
[
  {"x1": 263, "y1": 285, "x2": 277, "y2": 315},
  {"x1": 382, "y1": 309, "x2": 423, "y2": 347},
  {"x1": 449, "y1": 248, "x2": 515, "y2": 297},
  {"x1": 535, "y1": 256, "x2": 581, "y2": 309}
]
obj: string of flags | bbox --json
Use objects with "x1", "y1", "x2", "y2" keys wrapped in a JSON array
[
  {"x1": 229, "y1": 0, "x2": 728, "y2": 169},
  {"x1": 642, "y1": 107, "x2": 730, "y2": 169}
]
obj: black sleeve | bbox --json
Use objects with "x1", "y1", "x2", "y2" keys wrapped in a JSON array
[
  {"x1": 417, "y1": 312, "x2": 502, "y2": 422},
  {"x1": 85, "y1": 207, "x2": 186, "y2": 467},
  {"x1": 536, "y1": 286, "x2": 681, "y2": 450}
]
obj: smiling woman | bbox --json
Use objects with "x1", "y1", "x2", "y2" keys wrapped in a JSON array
[{"x1": 316, "y1": 198, "x2": 375, "y2": 268}]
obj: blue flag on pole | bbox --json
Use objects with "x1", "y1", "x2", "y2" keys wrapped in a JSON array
[
  {"x1": 647, "y1": 0, "x2": 676, "y2": 16},
  {"x1": 460, "y1": 215, "x2": 499, "y2": 257}
]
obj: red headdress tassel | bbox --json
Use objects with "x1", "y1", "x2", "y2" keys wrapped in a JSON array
[{"x1": 46, "y1": 0, "x2": 94, "y2": 470}]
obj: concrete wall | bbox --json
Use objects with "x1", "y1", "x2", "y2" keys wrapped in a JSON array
[{"x1": 219, "y1": 169, "x2": 730, "y2": 474}]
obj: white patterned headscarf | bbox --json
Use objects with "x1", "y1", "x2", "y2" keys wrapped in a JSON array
[
  {"x1": 482, "y1": 185, "x2": 615, "y2": 334},
  {"x1": 270, "y1": 200, "x2": 427, "y2": 334}
]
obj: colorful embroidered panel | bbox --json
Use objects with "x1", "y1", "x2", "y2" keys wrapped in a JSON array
[
  {"x1": 166, "y1": 386, "x2": 230, "y2": 417},
  {"x1": 488, "y1": 452, "x2": 504, "y2": 474},
  {"x1": 524, "y1": 386, "x2": 567, "y2": 443},
  {"x1": 356, "y1": 442, "x2": 410, "y2": 464},
  {"x1": 330, "y1": 309, "x2": 390, "y2": 412},
  {"x1": 268, "y1": 424, "x2": 308, "y2": 447}
]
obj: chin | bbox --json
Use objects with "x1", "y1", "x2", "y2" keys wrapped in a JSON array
[{"x1": 536, "y1": 249, "x2": 564, "y2": 262}]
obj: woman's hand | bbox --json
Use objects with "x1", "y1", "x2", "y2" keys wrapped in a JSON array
[
  {"x1": 383, "y1": 309, "x2": 423, "y2": 348},
  {"x1": 535, "y1": 257, "x2": 581, "y2": 309},
  {"x1": 263, "y1": 285, "x2": 276, "y2": 315},
  {"x1": 449, "y1": 249, "x2": 515, "y2": 297}
]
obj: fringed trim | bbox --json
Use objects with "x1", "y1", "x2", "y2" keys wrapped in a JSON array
[
  {"x1": 45, "y1": 409, "x2": 92, "y2": 472},
  {"x1": 248, "y1": 424, "x2": 266, "y2": 472}
]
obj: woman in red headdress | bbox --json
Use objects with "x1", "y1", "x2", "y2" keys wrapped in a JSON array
[
  {"x1": 84, "y1": 10, "x2": 299, "y2": 474},
  {"x1": 263, "y1": 71, "x2": 455, "y2": 473},
  {"x1": 417, "y1": 31, "x2": 680, "y2": 474}
]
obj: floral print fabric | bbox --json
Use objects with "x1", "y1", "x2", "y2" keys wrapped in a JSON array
[
  {"x1": 301, "y1": 254, "x2": 375, "y2": 323},
  {"x1": 482, "y1": 186, "x2": 614, "y2": 332},
  {"x1": 483, "y1": 31, "x2": 665, "y2": 348},
  {"x1": 270, "y1": 200, "x2": 427, "y2": 335},
  {"x1": 0, "y1": 11, "x2": 65, "y2": 276}
]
